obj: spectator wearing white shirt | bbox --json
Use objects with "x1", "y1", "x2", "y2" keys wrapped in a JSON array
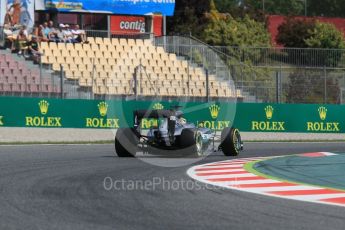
[
  {"x1": 63, "y1": 24, "x2": 77, "y2": 43},
  {"x1": 71, "y1": 24, "x2": 87, "y2": 43}
]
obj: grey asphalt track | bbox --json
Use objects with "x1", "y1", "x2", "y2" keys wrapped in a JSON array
[{"x1": 1, "y1": 142, "x2": 345, "y2": 230}]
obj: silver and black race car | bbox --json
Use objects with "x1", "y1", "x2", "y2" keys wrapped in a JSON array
[{"x1": 115, "y1": 107, "x2": 243, "y2": 157}]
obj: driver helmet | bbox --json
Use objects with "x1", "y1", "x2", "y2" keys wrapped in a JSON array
[{"x1": 179, "y1": 117, "x2": 187, "y2": 125}]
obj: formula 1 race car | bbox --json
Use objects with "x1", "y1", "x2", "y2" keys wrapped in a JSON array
[{"x1": 115, "y1": 107, "x2": 243, "y2": 157}]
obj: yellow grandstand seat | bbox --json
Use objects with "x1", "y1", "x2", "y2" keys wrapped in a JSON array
[
  {"x1": 57, "y1": 43, "x2": 66, "y2": 50},
  {"x1": 119, "y1": 38, "x2": 127, "y2": 46},
  {"x1": 49, "y1": 42, "x2": 58, "y2": 50},
  {"x1": 99, "y1": 44, "x2": 108, "y2": 52},
  {"x1": 143, "y1": 39, "x2": 152, "y2": 46},
  {"x1": 74, "y1": 57, "x2": 83, "y2": 65},
  {"x1": 95, "y1": 37, "x2": 103, "y2": 44},
  {"x1": 111, "y1": 38, "x2": 120, "y2": 46},
  {"x1": 64, "y1": 70, "x2": 74, "y2": 79},
  {"x1": 74, "y1": 43, "x2": 83, "y2": 51},
  {"x1": 52, "y1": 49, "x2": 61, "y2": 57},
  {"x1": 87, "y1": 37, "x2": 95, "y2": 44},
  {"x1": 56, "y1": 56, "x2": 65, "y2": 64},
  {"x1": 103, "y1": 38, "x2": 112, "y2": 45},
  {"x1": 70, "y1": 50, "x2": 79, "y2": 58},
  {"x1": 91, "y1": 44, "x2": 99, "y2": 51},
  {"x1": 95, "y1": 51, "x2": 104, "y2": 58},
  {"x1": 39, "y1": 36, "x2": 234, "y2": 98},
  {"x1": 65, "y1": 56, "x2": 74, "y2": 64},
  {"x1": 66, "y1": 43, "x2": 74, "y2": 50},
  {"x1": 40, "y1": 42, "x2": 49, "y2": 50},
  {"x1": 103, "y1": 51, "x2": 112, "y2": 59},
  {"x1": 41, "y1": 55, "x2": 49, "y2": 64},
  {"x1": 128, "y1": 39, "x2": 136, "y2": 46}
]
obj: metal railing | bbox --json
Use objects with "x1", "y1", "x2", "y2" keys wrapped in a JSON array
[
  {"x1": 84, "y1": 29, "x2": 154, "y2": 40},
  {"x1": 54, "y1": 62, "x2": 236, "y2": 102},
  {"x1": 152, "y1": 38, "x2": 345, "y2": 104},
  {"x1": 154, "y1": 36, "x2": 236, "y2": 96},
  {"x1": 48, "y1": 59, "x2": 345, "y2": 104},
  {"x1": 210, "y1": 46, "x2": 345, "y2": 68}
]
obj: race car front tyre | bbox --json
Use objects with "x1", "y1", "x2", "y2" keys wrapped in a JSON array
[
  {"x1": 220, "y1": 127, "x2": 242, "y2": 156},
  {"x1": 115, "y1": 128, "x2": 139, "y2": 157}
]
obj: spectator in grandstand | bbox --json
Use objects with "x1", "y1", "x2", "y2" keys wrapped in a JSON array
[
  {"x1": 15, "y1": 28, "x2": 28, "y2": 55},
  {"x1": 62, "y1": 24, "x2": 77, "y2": 43},
  {"x1": 71, "y1": 24, "x2": 88, "y2": 43},
  {"x1": 42, "y1": 22, "x2": 50, "y2": 37},
  {"x1": 31, "y1": 25, "x2": 39, "y2": 37},
  {"x1": 21, "y1": 25, "x2": 29, "y2": 37},
  {"x1": 27, "y1": 36, "x2": 41, "y2": 63},
  {"x1": 48, "y1": 24, "x2": 63, "y2": 43},
  {"x1": 37, "y1": 24, "x2": 49, "y2": 42},
  {"x1": 3, "y1": 24, "x2": 15, "y2": 49},
  {"x1": 44, "y1": 21, "x2": 56, "y2": 39},
  {"x1": 48, "y1": 20, "x2": 55, "y2": 30},
  {"x1": 3, "y1": 24, "x2": 13, "y2": 37}
]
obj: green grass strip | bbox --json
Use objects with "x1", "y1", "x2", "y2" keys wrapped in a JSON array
[{"x1": 244, "y1": 158, "x2": 345, "y2": 193}]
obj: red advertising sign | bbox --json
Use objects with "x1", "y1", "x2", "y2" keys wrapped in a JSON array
[
  {"x1": 153, "y1": 15, "x2": 163, "y2": 37},
  {"x1": 110, "y1": 16, "x2": 146, "y2": 35}
]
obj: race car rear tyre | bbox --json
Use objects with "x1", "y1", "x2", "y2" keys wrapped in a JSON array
[
  {"x1": 115, "y1": 128, "x2": 139, "y2": 157},
  {"x1": 180, "y1": 129, "x2": 203, "y2": 157},
  {"x1": 220, "y1": 127, "x2": 241, "y2": 156}
]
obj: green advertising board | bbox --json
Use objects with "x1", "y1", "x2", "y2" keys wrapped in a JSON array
[
  {"x1": 0, "y1": 97, "x2": 343, "y2": 133},
  {"x1": 236, "y1": 103, "x2": 342, "y2": 133}
]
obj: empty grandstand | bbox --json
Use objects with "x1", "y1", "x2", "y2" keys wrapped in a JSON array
[
  {"x1": 1, "y1": 29, "x2": 243, "y2": 101},
  {"x1": 38, "y1": 36, "x2": 240, "y2": 101},
  {"x1": 0, "y1": 51, "x2": 61, "y2": 96}
]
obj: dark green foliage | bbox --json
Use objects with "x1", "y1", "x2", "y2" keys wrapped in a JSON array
[
  {"x1": 308, "y1": 0, "x2": 345, "y2": 17},
  {"x1": 167, "y1": 0, "x2": 210, "y2": 36},
  {"x1": 168, "y1": 0, "x2": 345, "y2": 37},
  {"x1": 244, "y1": 0, "x2": 305, "y2": 16},
  {"x1": 305, "y1": 22, "x2": 345, "y2": 49},
  {"x1": 213, "y1": 0, "x2": 239, "y2": 13},
  {"x1": 276, "y1": 17, "x2": 316, "y2": 48},
  {"x1": 277, "y1": 18, "x2": 345, "y2": 67}
]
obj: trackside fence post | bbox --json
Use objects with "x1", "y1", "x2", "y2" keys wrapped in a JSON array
[
  {"x1": 275, "y1": 71, "x2": 279, "y2": 103},
  {"x1": 91, "y1": 58, "x2": 95, "y2": 100},
  {"x1": 206, "y1": 69, "x2": 210, "y2": 102},
  {"x1": 60, "y1": 64, "x2": 64, "y2": 99},
  {"x1": 39, "y1": 55, "x2": 43, "y2": 98},
  {"x1": 240, "y1": 62, "x2": 244, "y2": 90},
  {"x1": 276, "y1": 66, "x2": 282, "y2": 103},
  {"x1": 107, "y1": 15, "x2": 111, "y2": 38},
  {"x1": 134, "y1": 66, "x2": 138, "y2": 100},
  {"x1": 278, "y1": 65, "x2": 283, "y2": 103},
  {"x1": 324, "y1": 65, "x2": 327, "y2": 104}
]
